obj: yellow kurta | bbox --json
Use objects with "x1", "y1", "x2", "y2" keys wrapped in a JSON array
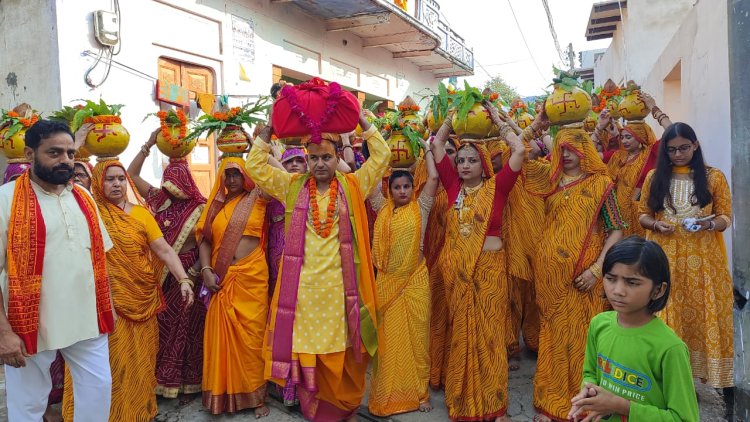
[
  {"x1": 247, "y1": 126, "x2": 390, "y2": 420},
  {"x1": 639, "y1": 168, "x2": 734, "y2": 388}
]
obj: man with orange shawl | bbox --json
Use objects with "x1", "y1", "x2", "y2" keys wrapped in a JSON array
[
  {"x1": 247, "y1": 109, "x2": 389, "y2": 422},
  {"x1": 196, "y1": 155, "x2": 270, "y2": 417},
  {"x1": 0, "y1": 120, "x2": 114, "y2": 421},
  {"x1": 431, "y1": 104, "x2": 526, "y2": 422},
  {"x1": 530, "y1": 121, "x2": 625, "y2": 422}
]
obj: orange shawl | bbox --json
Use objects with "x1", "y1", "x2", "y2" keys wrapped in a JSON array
[
  {"x1": 7, "y1": 171, "x2": 113, "y2": 354},
  {"x1": 92, "y1": 161, "x2": 164, "y2": 321}
]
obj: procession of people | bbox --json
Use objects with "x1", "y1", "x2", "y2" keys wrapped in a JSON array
[{"x1": 0, "y1": 74, "x2": 734, "y2": 422}]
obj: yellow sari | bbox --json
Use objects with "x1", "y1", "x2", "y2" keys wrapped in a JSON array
[
  {"x1": 531, "y1": 129, "x2": 624, "y2": 421},
  {"x1": 425, "y1": 187, "x2": 450, "y2": 389},
  {"x1": 63, "y1": 160, "x2": 165, "y2": 421},
  {"x1": 368, "y1": 195, "x2": 431, "y2": 416},
  {"x1": 197, "y1": 157, "x2": 270, "y2": 413},
  {"x1": 640, "y1": 167, "x2": 734, "y2": 388}
]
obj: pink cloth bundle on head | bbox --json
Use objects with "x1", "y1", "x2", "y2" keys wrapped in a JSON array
[
  {"x1": 281, "y1": 147, "x2": 306, "y2": 164},
  {"x1": 3, "y1": 163, "x2": 31, "y2": 184}
]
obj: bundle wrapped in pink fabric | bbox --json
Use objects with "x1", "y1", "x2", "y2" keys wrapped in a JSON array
[{"x1": 272, "y1": 77, "x2": 360, "y2": 144}]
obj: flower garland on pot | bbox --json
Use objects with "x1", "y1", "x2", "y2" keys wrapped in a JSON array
[
  {"x1": 151, "y1": 109, "x2": 188, "y2": 148},
  {"x1": 71, "y1": 99, "x2": 124, "y2": 132},
  {"x1": 308, "y1": 176, "x2": 339, "y2": 238},
  {"x1": 280, "y1": 82, "x2": 342, "y2": 144},
  {"x1": 184, "y1": 97, "x2": 271, "y2": 141},
  {"x1": 0, "y1": 109, "x2": 40, "y2": 140}
]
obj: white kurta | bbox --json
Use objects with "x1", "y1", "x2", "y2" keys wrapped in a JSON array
[{"x1": 0, "y1": 180, "x2": 112, "y2": 353}]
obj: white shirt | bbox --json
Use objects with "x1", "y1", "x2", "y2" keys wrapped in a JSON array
[{"x1": 0, "y1": 180, "x2": 113, "y2": 353}]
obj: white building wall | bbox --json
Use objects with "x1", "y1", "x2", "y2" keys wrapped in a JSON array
[
  {"x1": 594, "y1": 0, "x2": 733, "y2": 257},
  {"x1": 3, "y1": 0, "x2": 439, "y2": 184},
  {"x1": 594, "y1": 0, "x2": 694, "y2": 86}
]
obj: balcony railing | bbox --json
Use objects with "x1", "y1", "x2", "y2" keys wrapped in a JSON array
[{"x1": 415, "y1": 0, "x2": 474, "y2": 70}]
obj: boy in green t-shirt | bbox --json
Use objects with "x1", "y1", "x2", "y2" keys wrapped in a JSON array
[{"x1": 568, "y1": 236, "x2": 699, "y2": 421}]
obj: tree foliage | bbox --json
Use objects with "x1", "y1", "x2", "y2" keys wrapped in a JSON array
[{"x1": 483, "y1": 76, "x2": 519, "y2": 105}]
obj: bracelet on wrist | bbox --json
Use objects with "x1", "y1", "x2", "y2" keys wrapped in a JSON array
[
  {"x1": 589, "y1": 262, "x2": 603, "y2": 279},
  {"x1": 342, "y1": 145, "x2": 353, "y2": 150},
  {"x1": 179, "y1": 278, "x2": 195, "y2": 288},
  {"x1": 200, "y1": 266, "x2": 214, "y2": 274},
  {"x1": 652, "y1": 221, "x2": 658, "y2": 231},
  {"x1": 187, "y1": 267, "x2": 199, "y2": 277},
  {"x1": 709, "y1": 220, "x2": 716, "y2": 231}
]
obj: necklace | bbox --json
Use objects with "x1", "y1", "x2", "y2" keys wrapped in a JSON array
[
  {"x1": 456, "y1": 181, "x2": 483, "y2": 238},
  {"x1": 309, "y1": 177, "x2": 338, "y2": 238},
  {"x1": 117, "y1": 201, "x2": 127, "y2": 211},
  {"x1": 559, "y1": 173, "x2": 585, "y2": 200},
  {"x1": 672, "y1": 166, "x2": 691, "y2": 175}
]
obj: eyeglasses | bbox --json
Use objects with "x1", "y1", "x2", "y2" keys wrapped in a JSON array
[
  {"x1": 666, "y1": 145, "x2": 693, "y2": 155},
  {"x1": 73, "y1": 172, "x2": 90, "y2": 179}
]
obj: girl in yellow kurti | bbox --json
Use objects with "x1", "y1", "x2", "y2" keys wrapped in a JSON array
[
  {"x1": 606, "y1": 120, "x2": 658, "y2": 236},
  {"x1": 197, "y1": 156, "x2": 270, "y2": 417},
  {"x1": 367, "y1": 136, "x2": 439, "y2": 416},
  {"x1": 638, "y1": 122, "x2": 734, "y2": 388},
  {"x1": 530, "y1": 127, "x2": 624, "y2": 422},
  {"x1": 63, "y1": 161, "x2": 194, "y2": 421}
]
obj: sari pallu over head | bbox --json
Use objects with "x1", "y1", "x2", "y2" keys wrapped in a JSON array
[
  {"x1": 195, "y1": 156, "x2": 259, "y2": 305},
  {"x1": 92, "y1": 160, "x2": 165, "y2": 321},
  {"x1": 147, "y1": 159, "x2": 206, "y2": 284},
  {"x1": 533, "y1": 128, "x2": 620, "y2": 315}
]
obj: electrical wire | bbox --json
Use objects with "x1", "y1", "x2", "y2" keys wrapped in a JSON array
[
  {"x1": 505, "y1": 0, "x2": 548, "y2": 85},
  {"x1": 85, "y1": 0, "x2": 121, "y2": 88},
  {"x1": 540, "y1": 0, "x2": 566, "y2": 67}
]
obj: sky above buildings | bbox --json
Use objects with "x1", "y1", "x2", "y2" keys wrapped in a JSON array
[{"x1": 440, "y1": 0, "x2": 612, "y2": 96}]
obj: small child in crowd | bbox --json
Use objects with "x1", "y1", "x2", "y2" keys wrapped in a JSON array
[{"x1": 568, "y1": 236, "x2": 699, "y2": 421}]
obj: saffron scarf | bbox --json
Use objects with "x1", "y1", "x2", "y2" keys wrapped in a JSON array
[{"x1": 7, "y1": 171, "x2": 113, "y2": 354}]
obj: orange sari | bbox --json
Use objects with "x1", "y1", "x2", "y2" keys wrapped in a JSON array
[
  {"x1": 197, "y1": 157, "x2": 270, "y2": 413},
  {"x1": 63, "y1": 160, "x2": 165, "y2": 421},
  {"x1": 531, "y1": 128, "x2": 624, "y2": 421},
  {"x1": 425, "y1": 187, "x2": 450, "y2": 389}
]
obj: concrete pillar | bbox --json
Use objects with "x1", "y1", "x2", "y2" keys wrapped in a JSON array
[{"x1": 729, "y1": 0, "x2": 750, "y2": 419}]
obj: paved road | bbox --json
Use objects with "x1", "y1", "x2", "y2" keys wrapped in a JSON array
[{"x1": 0, "y1": 350, "x2": 728, "y2": 421}]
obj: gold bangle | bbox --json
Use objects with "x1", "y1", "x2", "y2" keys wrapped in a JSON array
[
  {"x1": 200, "y1": 266, "x2": 213, "y2": 274},
  {"x1": 589, "y1": 262, "x2": 603, "y2": 279},
  {"x1": 179, "y1": 278, "x2": 194, "y2": 288},
  {"x1": 187, "y1": 267, "x2": 199, "y2": 277}
]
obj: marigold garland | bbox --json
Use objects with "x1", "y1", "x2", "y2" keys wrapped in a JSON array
[
  {"x1": 398, "y1": 104, "x2": 421, "y2": 112},
  {"x1": 84, "y1": 115, "x2": 122, "y2": 125},
  {"x1": 309, "y1": 176, "x2": 338, "y2": 238},
  {"x1": 18, "y1": 114, "x2": 39, "y2": 128},
  {"x1": 157, "y1": 109, "x2": 188, "y2": 147}
]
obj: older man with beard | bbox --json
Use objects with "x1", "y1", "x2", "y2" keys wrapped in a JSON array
[{"x1": 0, "y1": 119, "x2": 115, "y2": 421}]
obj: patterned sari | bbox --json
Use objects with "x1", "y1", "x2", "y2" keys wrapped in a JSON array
[
  {"x1": 531, "y1": 128, "x2": 624, "y2": 421},
  {"x1": 147, "y1": 158, "x2": 206, "y2": 398},
  {"x1": 63, "y1": 160, "x2": 166, "y2": 421},
  {"x1": 437, "y1": 143, "x2": 518, "y2": 421},
  {"x1": 607, "y1": 120, "x2": 658, "y2": 237}
]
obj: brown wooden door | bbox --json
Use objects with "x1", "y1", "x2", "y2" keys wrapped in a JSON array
[{"x1": 157, "y1": 58, "x2": 216, "y2": 197}]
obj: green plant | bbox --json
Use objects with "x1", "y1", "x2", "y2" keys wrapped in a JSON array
[
  {"x1": 550, "y1": 66, "x2": 582, "y2": 92},
  {"x1": 71, "y1": 99, "x2": 125, "y2": 132},
  {"x1": 0, "y1": 109, "x2": 40, "y2": 140},
  {"x1": 184, "y1": 97, "x2": 271, "y2": 141},
  {"x1": 50, "y1": 105, "x2": 84, "y2": 125},
  {"x1": 380, "y1": 111, "x2": 423, "y2": 154}
]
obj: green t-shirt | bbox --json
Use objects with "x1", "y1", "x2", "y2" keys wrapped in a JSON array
[{"x1": 582, "y1": 311, "x2": 699, "y2": 421}]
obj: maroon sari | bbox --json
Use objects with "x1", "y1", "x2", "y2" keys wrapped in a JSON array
[{"x1": 147, "y1": 159, "x2": 207, "y2": 398}]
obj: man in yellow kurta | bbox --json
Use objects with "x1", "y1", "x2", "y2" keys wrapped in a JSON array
[{"x1": 246, "y1": 110, "x2": 389, "y2": 422}]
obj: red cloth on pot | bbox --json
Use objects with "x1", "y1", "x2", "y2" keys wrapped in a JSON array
[{"x1": 272, "y1": 77, "x2": 360, "y2": 143}]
